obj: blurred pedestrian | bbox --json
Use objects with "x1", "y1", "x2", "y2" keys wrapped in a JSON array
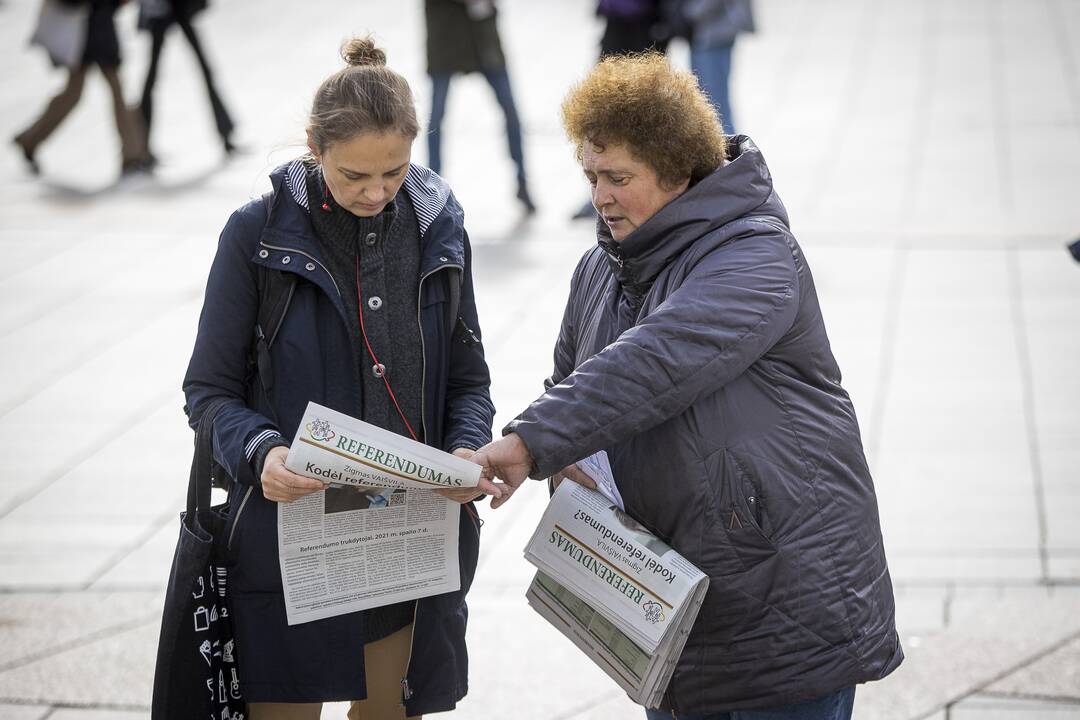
[
  {"x1": 573, "y1": 0, "x2": 671, "y2": 219},
  {"x1": 598, "y1": 0, "x2": 671, "y2": 56},
  {"x1": 681, "y1": 0, "x2": 754, "y2": 134},
  {"x1": 184, "y1": 36, "x2": 500, "y2": 719},
  {"x1": 13, "y1": 0, "x2": 150, "y2": 176},
  {"x1": 473, "y1": 52, "x2": 903, "y2": 719},
  {"x1": 136, "y1": 0, "x2": 237, "y2": 161},
  {"x1": 425, "y1": 0, "x2": 535, "y2": 213}
]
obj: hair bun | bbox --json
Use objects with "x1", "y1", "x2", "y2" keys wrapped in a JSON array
[{"x1": 341, "y1": 36, "x2": 387, "y2": 67}]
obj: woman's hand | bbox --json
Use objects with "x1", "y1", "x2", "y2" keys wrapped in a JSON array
[
  {"x1": 471, "y1": 433, "x2": 534, "y2": 509},
  {"x1": 550, "y1": 463, "x2": 598, "y2": 491},
  {"x1": 435, "y1": 448, "x2": 504, "y2": 504},
  {"x1": 260, "y1": 446, "x2": 328, "y2": 503}
]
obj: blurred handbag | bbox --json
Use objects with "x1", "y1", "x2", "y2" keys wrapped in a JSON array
[
  {"x1": 30, "y1": 0, "x2": 89, "y2": 68},
  {"x1": 151, "y1": 398, "x2": 246, "y2": 720}
]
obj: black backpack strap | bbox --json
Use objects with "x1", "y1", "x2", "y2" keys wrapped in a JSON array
[
  {"x1": 251, "y1": 191, "x2": 297, "y2": 393},
  {"x1": 447, "y1": 267, "x2": 480, "y2": 348},
  {"x1": 447, "y1": 268, "x2": 461, "y2": 338}
]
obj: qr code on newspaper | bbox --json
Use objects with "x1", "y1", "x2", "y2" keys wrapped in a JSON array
[{"x1": 388, "y1": 492, "x2": 406, "y2": 507}]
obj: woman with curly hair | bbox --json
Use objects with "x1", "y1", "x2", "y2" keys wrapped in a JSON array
[{"x1": 475, "y1": 52, "x2": 903, "y2": 719}]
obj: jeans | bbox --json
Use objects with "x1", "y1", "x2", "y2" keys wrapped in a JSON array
[
  {"x1": 645, "y1": 686, "x2": 855, "y2": 720},
  {"x1": 427, "y1": 67, "x2": 526, "y2": 186},
  {"x1": 691, "y1": 42, "x2": 736, "y2": 135}
]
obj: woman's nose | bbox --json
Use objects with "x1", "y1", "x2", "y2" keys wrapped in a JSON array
[{"x1": 592, "y1": 184, "x2": 611, "y2": 208}]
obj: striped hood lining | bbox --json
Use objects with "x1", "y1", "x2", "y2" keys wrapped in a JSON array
[{"x1": 283, "y1": 159, "x2": 451, "y2": 236}]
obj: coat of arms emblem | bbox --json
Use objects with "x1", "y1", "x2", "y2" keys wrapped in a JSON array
[{"x1": 307, "y1": 418, "x2": 335, "y2": 442}]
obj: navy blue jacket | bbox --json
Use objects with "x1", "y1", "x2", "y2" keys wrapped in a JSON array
[{"x1": 183, "y1": 160, "x2": 494, "y2": 711}]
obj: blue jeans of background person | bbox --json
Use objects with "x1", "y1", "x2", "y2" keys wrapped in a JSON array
[
  {"x1": 427, "y1": 68, "x2": 526, "y2": 186},
  {"x1": 691, "y1": 42, "x2": 735, "y2": 135},
  {"x1": 645, "y1": 686, "x2": 855, "y2": 720}
]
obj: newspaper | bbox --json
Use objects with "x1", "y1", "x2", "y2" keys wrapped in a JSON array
[
  {"x1": 524, "y1": 480, "x2": 709, "y2": 708},
  {"x1": 277, "y1": 402, "x2": 479, "y2": 625},
  {"x1": 576, "y1": 451, "x2": 624, "y2": 510},
  {"x1": 284, "y1": 402, "x2": 482, "y2": 491}
]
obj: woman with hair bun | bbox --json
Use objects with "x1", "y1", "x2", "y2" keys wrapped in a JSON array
[{"x1": 183, "y1": 36, "x2": 499, "y2": 719}]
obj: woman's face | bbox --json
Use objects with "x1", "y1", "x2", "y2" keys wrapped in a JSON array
[
  {"x1": 583, "y1": 141, "x2": 690, "y2": 242},
  {"x1": 310, "y1": 131, "x2": 412, "y2": 217}
]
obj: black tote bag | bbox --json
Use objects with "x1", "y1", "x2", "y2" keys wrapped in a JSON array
[{"x1": 152, "y1": 399, "x2": 246, "y2": 720}]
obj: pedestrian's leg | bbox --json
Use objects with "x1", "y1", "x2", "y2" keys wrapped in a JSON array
[
  {"x1": 691, "y1": 43, "x2": 735, "y2": 135},
  {"x1": 247, "y1": 703, "x2": 322, "y2": 720},
  {"x1": 139, "y1": 23, "x2": 168, "y2": 141},
  {"x1": 427, "y1": 75, "x2": 451, "y2": 174},
  {"x1": 482, "y1": 67, "x2": 534, "y2": 212},
  {"x1": 176, "y1": 14, "x2": 235, "y2": 145},
  {"x1": 481, "y1": 67, "x2": 526, "y2": 185},
  {"x1": 14, "y1": 66, "x2": 89, "y2": 159},
  {"x1": 347, "y1": 624, "x2": 421, "y2": 720},
  {"x1": 100, "y1": 64, "x2": 148, "y2": 165}
]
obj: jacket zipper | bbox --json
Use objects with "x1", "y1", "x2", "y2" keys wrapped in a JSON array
[
  {"x1": 414, "y1": 262, "x2": 462, "y2": 444},
  {"x1": 227, "y1": 485, "x2": 254, "y2": 549},
  {"x1": 401, "y1": 261, "x2": 461, "y2": 703}
]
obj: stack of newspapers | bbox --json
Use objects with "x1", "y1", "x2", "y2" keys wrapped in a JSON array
[{"x1": 524, "y1": 460, "x2": 709, "y2": 709}]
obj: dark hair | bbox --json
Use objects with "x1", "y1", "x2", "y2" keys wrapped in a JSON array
[
  {"x1": 307, "y1": 36, "x2": 419, "y2": 153},
  {"x1": 561, "y1": 52, "x2": 727, "y2": 187}
]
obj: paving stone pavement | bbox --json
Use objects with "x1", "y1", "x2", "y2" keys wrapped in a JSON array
[{"x1": 0, "y1": 0, "x2": 1078, "y2": 718}]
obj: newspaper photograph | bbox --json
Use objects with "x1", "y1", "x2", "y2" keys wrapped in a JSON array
[
  {"x1": 524, "y1": 479, "x2": 709, "y2": 707},
  {"x1": 277, "y1": 402, "x2": 475, "y2": 626},
  {"x1": 284, "y1": 401, "x2": 483, "y2": 491}
]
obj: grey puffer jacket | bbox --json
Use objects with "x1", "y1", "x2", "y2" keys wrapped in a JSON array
[{"x1": 507, "y1": 137, "x2": 902, "y2": 713}]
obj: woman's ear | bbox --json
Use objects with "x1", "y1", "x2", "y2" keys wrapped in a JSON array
[
  {"x1": 664, "y1": 175, "x2": 692, "y2": 195},
  {"x1": 306, "y1": 131, "x2": 320, "y2": 162}
]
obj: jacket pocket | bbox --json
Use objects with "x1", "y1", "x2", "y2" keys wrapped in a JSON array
[
  {"x1": 708, "y1": 449, "x2": 777, "y2": 572},
  {"x1": 724, "y1": 450, "x2": 773, "y2": 540}
]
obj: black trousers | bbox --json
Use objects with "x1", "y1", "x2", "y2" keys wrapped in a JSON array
[{"x1": 139, "y1": 15, "x2": 233, "y2": 145}]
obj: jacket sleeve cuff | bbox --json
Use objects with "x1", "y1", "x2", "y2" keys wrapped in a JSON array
[
  {"x1": 248, "y1": 431, "x2": 289, "y2": 481},
  {"x1": 502, "y1": 420, "x2": 550, "y2": 480}
]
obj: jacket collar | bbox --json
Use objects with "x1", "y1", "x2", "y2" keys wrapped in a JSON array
[
  {"x1": 598, "y1": 136, "x2": 782, "y2": 289},
  {"x1": 263, "y1": 158, "x2": 466, "y2": 277},
  {"x1": 283, "y1": 158, "x2": 452, "y2": 238}
]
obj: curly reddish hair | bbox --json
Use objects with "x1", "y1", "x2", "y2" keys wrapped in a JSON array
[{"x1": 561, "y1": 52, "x2": 727, "y2": 187}]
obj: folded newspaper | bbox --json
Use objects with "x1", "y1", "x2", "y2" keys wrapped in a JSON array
[
  {"x1": 524, "y1": 468, "x2": 709, "y2": 709},
  {"x1": 285, "y1": 402, "x2": 483, "y2": 491},
  {"x1": 276, "y1": 402, "x2": 481, "y2": 625}
]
